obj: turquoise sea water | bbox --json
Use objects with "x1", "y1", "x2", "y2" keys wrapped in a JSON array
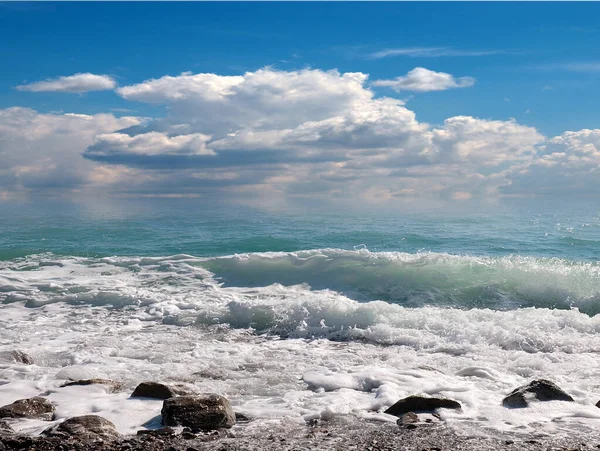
[
  {"x1": 2, "y1": 199, "x2": 600, "y2": 261},
  {"x1": 2, "y1": 198, "x2": 600, "y2": 314}
]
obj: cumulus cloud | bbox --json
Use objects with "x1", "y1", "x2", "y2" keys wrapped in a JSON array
[
  {"x1": 117, "y1": 68, "x2": 372, "y2": 133},
  {"x1": 431, "y1": 116, "x2": 543, "y2": 166},
  {"x1": 16, "y1": 73, "x2": 117, "y2": 93},
  {"x1": 3, "y1": 67, "x2": 599, "y2": 204},
  {"x1": 373, "y1": 67, "x2": 475, "y2": 92},
  {"x1": 88, "y1": 132, "x2": 215, "y2": 157},
  {"x1": 0, "y1": 107, "x2": 140, "y2": 196},
  {"x1": 501, "y1": 129, "x2": 600, "y2": 196}
]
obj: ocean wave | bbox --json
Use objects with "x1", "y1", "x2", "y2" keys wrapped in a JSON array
[{"x1": 201, "y1": 249, "x2": 600, "y2": 314}]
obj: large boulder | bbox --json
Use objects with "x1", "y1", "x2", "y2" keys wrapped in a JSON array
[
  {"x1": 502, "y1": 379, "x2": 574, "y2": 408},
  {"x1": 385, "y1": 395, "x2": 461, "y2": 417},
  {"x1": 43, "y1": 415, "x2": 119, "y2": 441},
  {"x1": 0, "y1": 397, "x2": 55, "y2": 420},
  {"x1": 60, "y1": 379, "x2": 123, "y2": 393},
  {"x1": 161, "y1": 394, "x2": 236, "y2": 431},
  {"x1": 131, "y1": 381, "x2": 191, "y2": 400}
]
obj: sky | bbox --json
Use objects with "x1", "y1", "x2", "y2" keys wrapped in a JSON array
[{"x1": 1, "y1": 2, "x2": 600, "y2": 208}]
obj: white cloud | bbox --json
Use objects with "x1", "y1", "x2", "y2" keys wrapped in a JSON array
[
  {"x1": 431, "y1": 116, "x2": 544, "y2": 166},
  {"x1": 16, "y1": 73, "x2": 117, "y2": 93},
  {"x1": 88, "y1": 132, "x2": 215, "y2": 158},
  {"x1": 117, "y1": 68, "x2": 372, "y2": 133},
  {"x1": 370, "y1": 47, "x2": 502, "y2": 59},
  {"x1": 0, "y1": 107, "x2": 140, "y2": 195},
  {"x1": 372, "y1": 68, "x2": 475, "y2": 92},
  {"x1": 3, "y1": 67, "x2": 600, "y2": 204}
]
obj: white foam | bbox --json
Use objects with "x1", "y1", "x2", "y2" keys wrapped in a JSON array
[{"x1": 1, "y1": 252, "x2": 600, "y2": 439}]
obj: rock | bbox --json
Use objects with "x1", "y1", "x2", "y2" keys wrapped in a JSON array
[
  {"x1": 397, "y1": 412, "x2": 419, "y2": 426},
  {"x1": 8, "y1": 351, "x2": 34, "y2": 365},
  {"x1": 235, "y1": 412, "x2": 251, "y2": 422},
  {"x1": 0, "y1": 397, "x2": 55, "y2": 420},
  {"x1": 161, "y1": 394, "x2": 236, "y2": 431},
  {"x1": 43, "y1": 415, "x2": 119, "y2": 441},
  {"x1": 60, "y1": 379, "x2": 123, "y2": 393},
  {"x1": 596, "y1": 400, "x2": 600, "y2": 408},
  {"x1": 502, "y1": 379, "x2": 574, "y2": 408},
  {"x1": 131, "y1": 381, "x2": 191, "y2": 400},
  {"x1": 0, "y1": 420, "x2": 13, "y2": 434},
  {"x1": 136, "y1": 427, "x2": 176, "y2": 437},
  {"x1": 384, "y1": 396, "x2": 462, "y2": 417}
]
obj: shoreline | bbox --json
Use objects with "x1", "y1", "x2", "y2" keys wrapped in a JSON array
[{"x1": 2, "y1": 418, "x2": 599, "y2": 451}]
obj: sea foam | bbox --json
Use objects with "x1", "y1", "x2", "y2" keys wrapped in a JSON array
[{"x1": 1, "y1": 250, "x2": 600, "y2": 439}]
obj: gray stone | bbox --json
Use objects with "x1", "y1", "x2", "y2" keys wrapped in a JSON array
[
  {"x1": 397, "y1": 412, "x2": 419, "y2": 425},
  {"x1": 161, "y1": 394, "x2": 236, "y2": 431},
  {"x1": 0, "y1": 351, "x2": 34, "y2": 365},
  {"x1": 0, "y1": 396, "x2": 55, "y2": 420},
  {"x1": 385, "y1": 396, "x2": 461, "y2": 417},
  {"x1": 43, "y1": 415, "x2": 119, "y2": 441},
  {"x1": 60, "y1": 379, "x2": 123, "y2": 393},
  {"x1": 9, "y1": 351, "x2": 34, "y2": 365},
  {"x1": 131, "y1": 381, "x2": 191, "y2": 400},
  {"x1": 502, "y1": 379, "x2": 574, "y2": 408},
  {"x1": 0, "y1": 419, "x2": 13, "y2": 434}
]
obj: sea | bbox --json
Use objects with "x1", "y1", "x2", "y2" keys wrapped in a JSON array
[{"x1": 1, "y1": 198, "x2": 600, "y2": 440}]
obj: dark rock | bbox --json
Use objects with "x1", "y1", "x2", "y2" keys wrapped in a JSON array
[
  {"x1": 181, "y1": 431, "x2": 197, "y2": 439},
  {"x1": 60, "y1": 379, "x2": 123, "y2": 393},
  {"x1": 596, "y1": 400, "x2": 600, "y2": 408},
  {"x1": 131, "y1": 381, "x2": 191, "y2": 400},
  {"x1": 136, "y1": 427, "x2": 176, "y2": 437},
  {"x1": 502, "y1": 379, "x2": 574, "y2": 408},
  {"x1": 0, "y1": 420, "x2": 13, "y2": 434},
  {"x1": 234, "y1": 412, "x2": 251, "y2": 422},
  {"x1": 385, "y1": 396, "x2": 462, "y2": 417},
  {"x1": 0, "y1": 397, "x2": 55, "y2": 420},
  {"x1": 161, "y1": 394, "x2": 236, "y2": 431},
  {"x1": 43, "y1": 415, "x2": 119, "y2": 441},
  {"x1": 8, "y1": 351, "x2": 34, "y2": 365},
  {"x1": 397, "y1": 412, "x2": 419, "y2": 426}
]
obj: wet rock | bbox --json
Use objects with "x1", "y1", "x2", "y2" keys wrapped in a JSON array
[
  {"x1": 161, "y1": 394, "x2": 236, "y2": 431},
  {"x1": 136, "y1": 427, "x2": 176, "y2": 437},
  {"x1": 43, "y1": 415, "x2": 119, "y2": 441},
  {"x1": 0, "y1": 420, "x2": 13, "y2": 434},
  {"x1": 235, "y1": 412, "x2": 251, "y2": 423},
  {"x1": 8, "y1": 351, "x2": 34, "y2": 365},
  {"x1": 0, "y1": 397, "x2": 55, "y2": 420},
  {"x1": 131, "y1": 381, "x2": 191, "y2": 400},
  {"x1": 385, "y1": 396, "x2": 462, "y2": 417},
  {"x1": 596, "y1": 400, "x2": 600, "y2": 408},
  {"x1": 502, "y1": 379, "x2": 574, "y2": 408},
  {"x1": 397, "y1": 412, "x2": 419, "y2": 426},
  {"x1": 60, "y1": 379, "x2": 123, "y2": 393}
]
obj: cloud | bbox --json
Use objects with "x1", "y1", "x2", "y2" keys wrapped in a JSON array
[
  {"x1": 369, "y1": 47, "x2": 502, "y2": 59},
  {"x1": 16, "y1": 73, "x2": 117, "y2": 93},
  {"x1": 88, "y1": 132, "x2": 215, "y2": 157},
  {"x1": 431, "y1": 116, "x2": 543, "y2": 166},
  {"x1": 372, "y1": 67, "x2": 475, "y2": 92},
  {"x1": 501, "y1": 129, "x2": 600, "y2": 196},
  {"x1": 0, "y1": 107, "x2": 140, "y2": 196},
  {"x1": 3, "y1": 67, "x2": 600, "y2": 205}
]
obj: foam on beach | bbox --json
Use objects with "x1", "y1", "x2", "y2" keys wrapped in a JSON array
[{"x1": 1, "y1": 250, "x2": 600, "y2": 439}]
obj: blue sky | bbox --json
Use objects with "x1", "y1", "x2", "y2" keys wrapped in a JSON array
[{"x1": 1, "y1": 2, "x2": 600, "y2": 206}]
